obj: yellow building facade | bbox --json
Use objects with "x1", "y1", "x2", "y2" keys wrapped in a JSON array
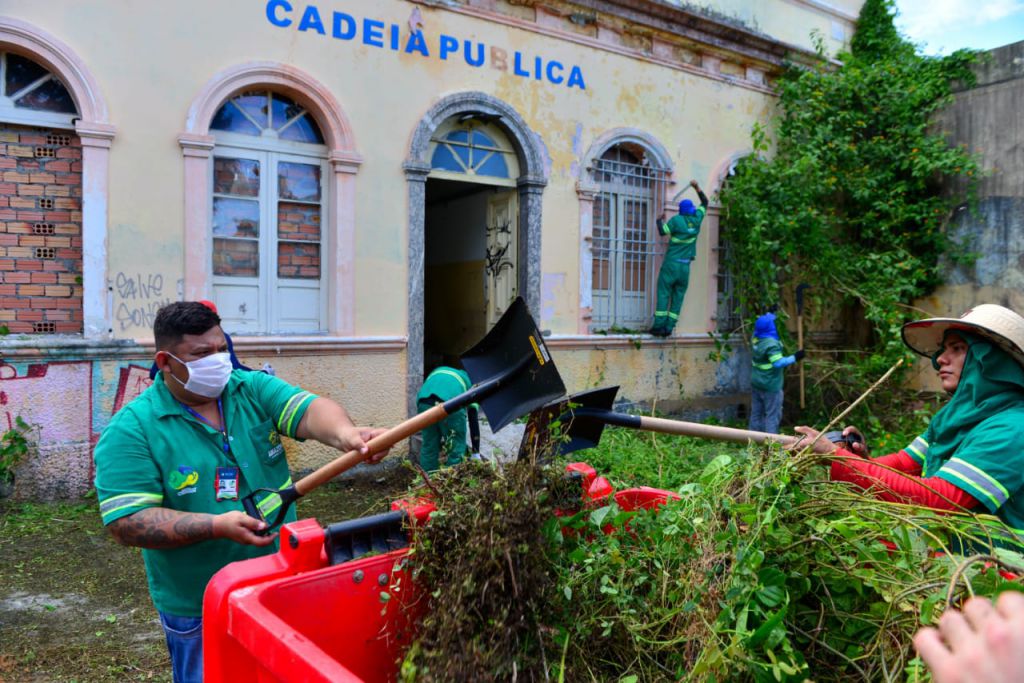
[{"x1": 0, "y1": 0, "x2": 861, "y2": 497}]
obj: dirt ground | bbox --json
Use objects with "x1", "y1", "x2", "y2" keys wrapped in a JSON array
[{"x1": 0, "y1": 467, "x2": 415, "y2": 683}]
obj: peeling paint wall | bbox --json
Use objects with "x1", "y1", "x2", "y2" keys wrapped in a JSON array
[
  {"x1": 1, "y1": 349, "x2": 406, "y2": 499},
  {"x1": 913, "y1": 41, "x2": 1024, "y2": 391},
  {"x1": 1, "y1": 0, "x2": 860, "y2": 498}
]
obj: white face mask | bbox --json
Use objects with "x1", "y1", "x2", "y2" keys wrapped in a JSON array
[{"x1": 166, "y1": 352, "x2": 233, "y2": 399}]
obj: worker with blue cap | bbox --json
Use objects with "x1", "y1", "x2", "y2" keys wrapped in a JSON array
[
  {"x1": 650, "y1": 179, "x2": 708, "y2": 337},
  {"x1": 750, "y1": 311, "x2": 804, "y2": 434}
]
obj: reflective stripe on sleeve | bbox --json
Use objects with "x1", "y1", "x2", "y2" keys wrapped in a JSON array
[
  {"x1": 277, "y1": 391, "x2": 316, "y2": 437},
  {"x1": 937, "y1": 458, "x2": 1010, "y2": 510},
  {"x1": 904, "y1": 436, "x2": 929, "y2": 465},
  {"x1": 754, "y1": 362, "x2": 774, "y2": 370},
  {"x1": 99, "y1": 492, "x2": 163, "y2": 522}
]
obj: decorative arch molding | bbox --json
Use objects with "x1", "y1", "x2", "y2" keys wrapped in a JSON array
[
  {"x1": 580, "y1": 127, "x2": 676, "y2": 181},
  {"x1": 575, "y1": 128, "x2": 677, "y2": 334},
  {"x1": 0, "y1": 17, "x2": 116, "y2": 339},
  {"x1": 179, "y1": 62, "x2": 362, "y2": 334},
  {"x1": 709, "y1": 149, "x2": 754, "y2": 196},
  {"x1": 403, "y1": 91, "x2": 547, "y2": 415}
]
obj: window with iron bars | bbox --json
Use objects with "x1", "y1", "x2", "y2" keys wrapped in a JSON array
[
  {"x1": 713, "y1": 160, "x2": 745, "y2": 334},
  {"x1": 589, "y1": 145, "x2": 670, "y2": 332}
]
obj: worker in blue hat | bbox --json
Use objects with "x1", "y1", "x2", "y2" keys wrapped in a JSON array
[
  {"x1": 750, "y1": 311, "x2": 804, "y2": 434},
  {"x1": 650, "y1": 179, "x2": 708, "y2": 337}
]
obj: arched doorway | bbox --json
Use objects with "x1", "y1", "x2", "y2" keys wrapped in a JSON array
[{"x1": 404, "y1": 93, "x2": 546, "y2": 411}]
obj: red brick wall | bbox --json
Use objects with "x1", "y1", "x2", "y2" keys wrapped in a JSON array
[{"x1": 0, "y1": 124, "x2": 83, "y2": 335}]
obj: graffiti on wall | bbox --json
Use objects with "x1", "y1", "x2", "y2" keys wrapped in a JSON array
[
  {"x1": 0, "y1": 358, "x2": 154, "y2": 498},
  {"x1": 111, "y1": 272, "x2": 176, "y2": 332}
]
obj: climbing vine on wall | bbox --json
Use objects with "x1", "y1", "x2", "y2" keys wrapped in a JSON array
[{"x1": 719, "y1": 0, "x2": 980, "y2": 382}]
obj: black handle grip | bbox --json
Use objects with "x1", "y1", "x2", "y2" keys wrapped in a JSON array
[{"x1": 824, "y1": 430, "x2": 864, "y2": 450}]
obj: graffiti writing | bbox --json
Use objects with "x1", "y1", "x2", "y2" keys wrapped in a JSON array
[{"x1": 112, "y1": 273, "x2": 172, "y2": 331}]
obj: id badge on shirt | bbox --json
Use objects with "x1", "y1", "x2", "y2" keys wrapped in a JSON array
[{"x1": 215, "y1": 466, "x2": 239, "y2": 501}]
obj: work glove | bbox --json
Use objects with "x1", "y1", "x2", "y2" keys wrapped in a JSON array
[{"x1": 793, "y1": 349, "x2": 806, "y2": 362}]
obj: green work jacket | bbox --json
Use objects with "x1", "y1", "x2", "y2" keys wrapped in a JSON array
[
  {"x1": 661, "y1": 208, "x2": 705, "y2": 261},
  {"x1": 93, "y1": 371, "x2": 317, "y2": 616},
  {"x1": 751, "y1": 336, "x2": 786, "y2": 393}
]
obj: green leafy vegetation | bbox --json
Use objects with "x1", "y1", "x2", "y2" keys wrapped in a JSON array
[
  {"x1": 403, "y1": 430, "x2": 1024, "y2": 682},
  {"x1": 718, "y1": 0, "x2": 981, "y2": 425},
  {"x1": 0, "y1": 416, "x2": 37, "y2": 488}
]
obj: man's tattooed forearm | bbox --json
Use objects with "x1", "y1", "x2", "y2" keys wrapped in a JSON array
[{"x1": 110, "y1": 508, "x2": 214, "y2": 548}]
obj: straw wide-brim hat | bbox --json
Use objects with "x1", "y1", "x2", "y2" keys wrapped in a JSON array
[{"x1": 902, "y1": 304, "x2": 1024, "y2": 368}]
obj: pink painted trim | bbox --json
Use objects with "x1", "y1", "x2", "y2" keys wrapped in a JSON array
[
  {"x1": 0, "y1": 17, "x2": 110, "y2": 123},
  {"x1": 0, "y1": 17, "x2": 115, "y2": 339},
  {"x1": 180, "y1": 63, "x2": 362, "y2": 334},
  {"x1": 577, "y1": 129, "x2": 677, "y2": 334},
  {"x1": 184, "y1": 62, "x2": 358, "y2": 152}
]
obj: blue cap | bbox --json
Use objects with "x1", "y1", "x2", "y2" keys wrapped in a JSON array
[
  {"x1": 679, "y1": 199, "x2": 696, "y2": 215},
  {"x1": 754, "y1": 313, "x2": 779, "y2": 340}
]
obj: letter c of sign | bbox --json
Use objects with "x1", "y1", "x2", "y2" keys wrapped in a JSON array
[{"x1": 266, "y1": 0, "x2": 293, "y2": 27}]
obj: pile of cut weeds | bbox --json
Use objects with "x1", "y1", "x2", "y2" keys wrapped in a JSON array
[{"x1": 399, "y1": 459, "x2": 577, "y2": 682}]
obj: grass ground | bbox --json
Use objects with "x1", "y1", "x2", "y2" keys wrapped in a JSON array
[{"x1": 0, "y1": 467, "x2": 414, "y2": 683}]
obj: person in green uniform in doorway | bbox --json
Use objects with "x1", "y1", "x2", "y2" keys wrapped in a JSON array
[
  {"x1": 650, "y1": 179, "x2": 709, "y2": 337},
  {"x1": 93, "y1": 301, "x2": 388, "y2": 683},
  {"x1": 416, "y1": 363, "x2": 481, "y2": 472}
]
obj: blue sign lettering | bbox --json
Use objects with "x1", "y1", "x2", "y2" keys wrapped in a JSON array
[
  {"x1": 363, "y1": 18, "x2": 384, "y2": 48},
  {"x1": 263, "y1": 1, "x2": 587, "y2": 90},
  {"x1": 332, "y1": 11, "x2": 355, "y2": 40},
  {"x1": 266, "y1": 0, "x2": 292, "y2": 27},
  {"x1": 298, "y1": 5, "x2": 325, "y2": 34}
]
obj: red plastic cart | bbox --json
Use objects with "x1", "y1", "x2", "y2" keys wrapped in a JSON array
[{"x1": 203, "y1": 463, "x2": 678, "y2": 683}]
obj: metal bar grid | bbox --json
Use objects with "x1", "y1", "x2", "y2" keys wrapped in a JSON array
[{"x1": 590, "y1": 158, "x2": 670, "y2": 332}]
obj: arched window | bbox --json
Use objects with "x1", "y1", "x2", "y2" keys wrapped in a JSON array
[
  {"x1": 590, "y1": 143, "x2": 670, "y2": 331},
  {"x1": 0, "y1": 51, "x2": 77, "y2": 128},
  {"x1": 0, "y1": 51, "x2": 82, "y2": 335},
  {"x1": 428, "y1": 117, "x2": 519, "y2": 185},
  {"x1": 209, "y1": 90, "x2": 328, "y2": 333}
]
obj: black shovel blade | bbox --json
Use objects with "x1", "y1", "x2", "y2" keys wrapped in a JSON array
[
  {"x1": 461, "y1": 297, "x2": 566, "y2": 432},
  {"x1": 518, "y1": 386, "x2": 620, "y2": 460}
]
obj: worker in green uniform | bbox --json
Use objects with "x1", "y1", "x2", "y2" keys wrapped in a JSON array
[
  {"x1": 650, "y1": 179, "x2": 709, "y2": 337},
  {"x1": 416, "y1": 364, "x2": 481, "y2": 472},
  {"x1": 93, "y1": 301, "x2": 387, "y2": 683},
  {"x1": 749, "y1": 311, "x2": 805, "y2": 434}
]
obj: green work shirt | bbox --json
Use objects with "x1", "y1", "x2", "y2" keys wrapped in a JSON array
[
  {"x1": 93, "y1": 371, "x2": 317, "y2": 616},
  {"x1": 416, "y1": 367, "x2": 471, "y2": 403},
  {"x1": 751, "y1": 336, "x2": 786, "y2": 393},
  {"x1": 661, "y1": 208, "x2": 705, "y2": 261},
  {"x1": 907, "y1": 417, "x2": 1024, "y2": 548}
]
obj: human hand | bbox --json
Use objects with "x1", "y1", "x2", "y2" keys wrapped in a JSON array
[
  {"x1": 689, "y1": 179, "x2": 699, "y2": 189},
  {"x1": 338, "y1": 426, "x2": 391, "y2": 463},
  {"x1": 914, "y1": 592, "x2": 1024, "y2": 683},
  {"x1": 791, "y1": 426, "x2": 837, "y2": 454},
  {"x1": 794, "y1": 349, "x2": 806, "y2": 362},
  {"x1": 213, "y1": 510, "x2": 277, "y2": 546}
]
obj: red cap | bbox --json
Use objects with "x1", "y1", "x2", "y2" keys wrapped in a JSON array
[{"x1": 198, "y1": 299, "x2": 218, "y2": 314}]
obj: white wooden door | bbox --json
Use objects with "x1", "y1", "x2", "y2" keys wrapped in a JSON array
[{"x1": 485, "y1": 191, "x2": 518, "y2": 327}]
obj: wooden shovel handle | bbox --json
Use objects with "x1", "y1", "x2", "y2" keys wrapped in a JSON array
[
  {"x1": 294, "y1": 404, "x2": 448, "y2": 496},
  {"x1": 637, "y1": 415, "x2": 799, "y2": 447}
]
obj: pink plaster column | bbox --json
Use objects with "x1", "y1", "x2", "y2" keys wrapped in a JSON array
[
  {"x1": 576, "y1": 180, "x2": 599, "y2": 334},
  {"x1": 178, "y1": 133, "x2": 215, "y2": 301},
  {"x1": 76, "y1": 122, "x2": 116, "y2": 338},
  {"x1": 328, "y1": 150, "x2": 363, "y2": 335},
  {"x1": 704, "y1": 207, "x2": 721, "y2": 333}
]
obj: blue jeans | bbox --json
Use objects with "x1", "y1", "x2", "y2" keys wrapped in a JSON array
[
  {"x1": 158, "y1": 611, "x2": 203, "y2": 683},
  {"x1": 749, "y1": 389, "x2": 784, "y2": 435}
]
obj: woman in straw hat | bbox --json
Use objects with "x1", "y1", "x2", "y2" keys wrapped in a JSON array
[{"x1": 793, "y1": 304, "x2": 1024, "y2": 542}]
